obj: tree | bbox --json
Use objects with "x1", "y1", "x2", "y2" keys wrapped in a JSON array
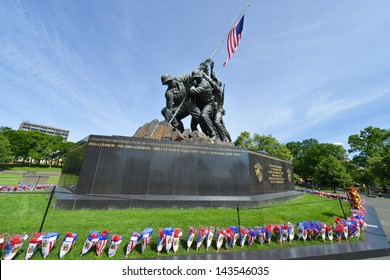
[
  {"x1": 305, "y1": 143, "x2": 348, "y2": 184},
  {"x1": 348, "y1": 126, "x2": 390, "y2": 193},
  {"x1": 252, "y1": 134, "x2": 292, "y2": 160},
  {"x1": 286, "y1": 139, "x2": 347, "y2": 184},
  {"x1": 49, "y1": 137, "x2": 74, "y2": 166},
  {"x1": 2, "y1": 130, "x2": 31, "y2": 161},
  {"x1": 27, "y1": 131, "x2": 51, "y2": 164},
  {"x1": 234, "y1": 132, "x2": 292, "y2": 160},
  {"x1": 365, "y1": 143, "x2": 390, "y2": 192},
  {"x1": 286, "y1": 139, "x2": 319, "y2": 180},
  {"x1": 2, "y1": 128, "x2": 73, "y2": 166},
  {"x1": 0, "y1": 134, "x2": 13, "y2": 165},
  {"x1": 348, "y1": 126, "x2": 390, "y2": 167},
  {"x1": 234, "y1": 131, "x2": 255, "y2": 149},
  {"x1": 314, "y1": 155, "x2": 353, "y2": 191},
  {"x1": 381, "y1": 145, "x2": 390, "y2": 188},
  {"x1": 0, "y1": 126, "x2": 12, "y2": 133}
]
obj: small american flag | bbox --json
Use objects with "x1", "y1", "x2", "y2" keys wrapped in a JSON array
[{"x1": 223, "y1": 15, "x2": 245, "y2": 67}]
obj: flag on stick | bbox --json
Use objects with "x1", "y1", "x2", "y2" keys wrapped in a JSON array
[{"x1": 223, "y1": 15, "x2": 245, "y2": 66}]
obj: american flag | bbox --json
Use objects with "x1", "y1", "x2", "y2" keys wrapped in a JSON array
[
  {"x1": 96, "y1": 230, "x2": 110, "y2": 256},
  {"x1": 223, "y1": 15, "x2": 245, "y2": 67},
  {"x1": 96, "y1": 237, "x2": 108, "y2": 256}
]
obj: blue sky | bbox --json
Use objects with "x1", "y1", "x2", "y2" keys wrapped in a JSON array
[{"x1": 1, "y1": 0, "x2": 389, "y2": 151}]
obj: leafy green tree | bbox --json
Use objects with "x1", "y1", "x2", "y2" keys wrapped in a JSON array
[
  {"x1": 348, "y1": 126, "x2": 390, "y2": 193},
  {"x1": 27, "y1": 131, "x2": 51, "y2": 164},
  {"x1": 365, "y1": 144, "x2": 390, "y2": 192},
  {"x1": 381, "y1": 145, "x2": 390, "y2": 187},
  {"x1": 234, "y1": 131, "x2": 255, "y2": 149},
  {"x1": 0, "y1": 134, "x2": 13, "y2": 164},
  {"x1": 348, "y1": 126, "x2": 390, "y2": 167},
  {"x1": 2, "y1": 128, "x2": 73, "y2": 166},
  {"x1": 2, "y1": 130, "x2": 31, "y2": 161},
  {"x1": 314, "y1": 155, "x2": 353, "y2": 191},
  {"x1": 0, "y1": 126, "x2": 12, "y2": 133},
  {"x1": 235, "y1": 132, "x2": 292, "y2": 160},
  {"x1": 304, "y1": 143, "x2": 347, "y2": 183},
  {"x1": 286, "y1": 139, "x2": 347, "y2": 183},
  {"x1": 49, "y1": 137, "x2": 74, "y2": 166},
  {"x1": 286, "y1": 139, "x2": 319, "y2": 180},
  {"x1": 252, "y1": 134, "x2": 292, "y2": 160}
]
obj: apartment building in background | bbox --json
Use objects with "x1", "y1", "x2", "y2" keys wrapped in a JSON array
[{"x1": 19, "y1": 121, "x2": 69, "y2": 141}]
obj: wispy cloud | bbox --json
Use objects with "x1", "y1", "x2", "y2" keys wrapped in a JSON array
[
  {"x1": 305, "y1": 89, "x2": 389, "y2": 125},
  {"x1": 0, "y1": 2, "x2": 138, "y2": 136}
]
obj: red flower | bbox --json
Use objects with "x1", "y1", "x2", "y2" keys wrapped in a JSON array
[
  {"x1": 11, "y1": 236, "x2": 22, "y2": 245},
  {"x1": 112, "y1": 235, "x2": 121, "y2": 241}
]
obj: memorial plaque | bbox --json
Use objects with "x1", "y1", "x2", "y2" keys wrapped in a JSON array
[{"x1": 59, "y1": 134, "x2": 297, "y2": 209}]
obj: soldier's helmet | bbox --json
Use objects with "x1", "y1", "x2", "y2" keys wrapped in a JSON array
[
  {"x1": 161, "y1": 73, "x2": 173, "y2": 85},
  {"x1": 191, "y1": 70, "x2": 202, "y2": 78}
]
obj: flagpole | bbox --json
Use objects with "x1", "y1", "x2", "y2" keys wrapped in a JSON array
[
  {"x1": 169, "y1": 3, "x2": 250, "y2": 126},
  {"x1": 208, "y1": 3, "x2": 250, "y2": 60}
]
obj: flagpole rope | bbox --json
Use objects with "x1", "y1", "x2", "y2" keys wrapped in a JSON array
[{"x1": 209, "y1": 2, "x2": 250, "y2": 60}]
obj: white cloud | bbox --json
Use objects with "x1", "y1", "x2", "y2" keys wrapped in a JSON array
[
  {"x1": 0, "y1": 2, "x2": 139, "y2": 139},
  {"x1": 305, "y1": 89, "x2": 389, "y2": 125}
]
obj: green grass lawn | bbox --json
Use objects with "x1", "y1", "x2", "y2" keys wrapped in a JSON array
[
  {"x1": 0, "y1": 192, "x2": 358, "y2": 260},
  {"x1": 0, "y1": 173, "x2": 23, "y2": 186},
  {"x1": 2, "y1": 164, "x2": 62, "y2": 173}
]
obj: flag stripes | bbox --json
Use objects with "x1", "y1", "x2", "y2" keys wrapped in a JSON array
[{"x1": 223, "y1": 15, "x2": 245, "y2": 66}]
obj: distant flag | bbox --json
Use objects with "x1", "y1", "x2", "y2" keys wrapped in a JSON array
[{"x1": 223, "y1": 15, "x2": 245, "y2": 67}]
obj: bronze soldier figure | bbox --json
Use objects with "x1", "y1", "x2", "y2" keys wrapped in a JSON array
[
  {"x1": 202, "y1": 60, "x2": 232, "y2": 142},
  {"x1": 190, "y1": 69, "x2": 217, "y2": 139},
  {"x1": 161, "y1": 73, "x2": 201, "y2": 132}
]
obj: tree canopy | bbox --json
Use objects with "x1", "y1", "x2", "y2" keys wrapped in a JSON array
[
  {"x1": 0, "y1": 128, "x2": 74, "y2": 166},
  {"x1": 348, "y1": 126, "x2": 390, "y2": 192},
  {"x1": 348, "y1": 126, "x2": 390, "y2": 168},
  {"x1": 235, "y1": 126, "x2": 389, "y2": 192},
  {"x1": 0, "y1": 134, "x2": 13, "y2": 165},
  {"x1": 234, "y1": 131, "x2": 292, "y2": 160},
  {"x1": 314, "y1": 155, "x2": 353, "y2": 191}
]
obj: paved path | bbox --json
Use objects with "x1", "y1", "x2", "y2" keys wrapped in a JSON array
[
  {"x1": 0, "y1": 170, "x2": 61, "y2": 176},
  {"x1": 363, "y1": 194, "x2": 390, "y2": 241},
  {"x1": 361, "y1": 194, "x2": 390, "y2": 259}
]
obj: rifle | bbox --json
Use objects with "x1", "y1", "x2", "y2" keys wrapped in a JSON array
[{"x1": 168, "y1": 96, "x2": 187, "y2": 125}]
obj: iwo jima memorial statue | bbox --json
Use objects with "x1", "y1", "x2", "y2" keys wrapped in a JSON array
[{"x1": 58, "y1": 6, "x2": 299, "y2": 209}]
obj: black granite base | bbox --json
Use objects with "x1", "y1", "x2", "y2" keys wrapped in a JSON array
[
  {"x1": 59, "y1": 135, "x2": 295, "y2": 210},
  {"x1": 54, "y1": 188, "x2": 303, "y2": 210},
  {"x1": 152, "y1": 205, "x2": 390, "y2": 260}
]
